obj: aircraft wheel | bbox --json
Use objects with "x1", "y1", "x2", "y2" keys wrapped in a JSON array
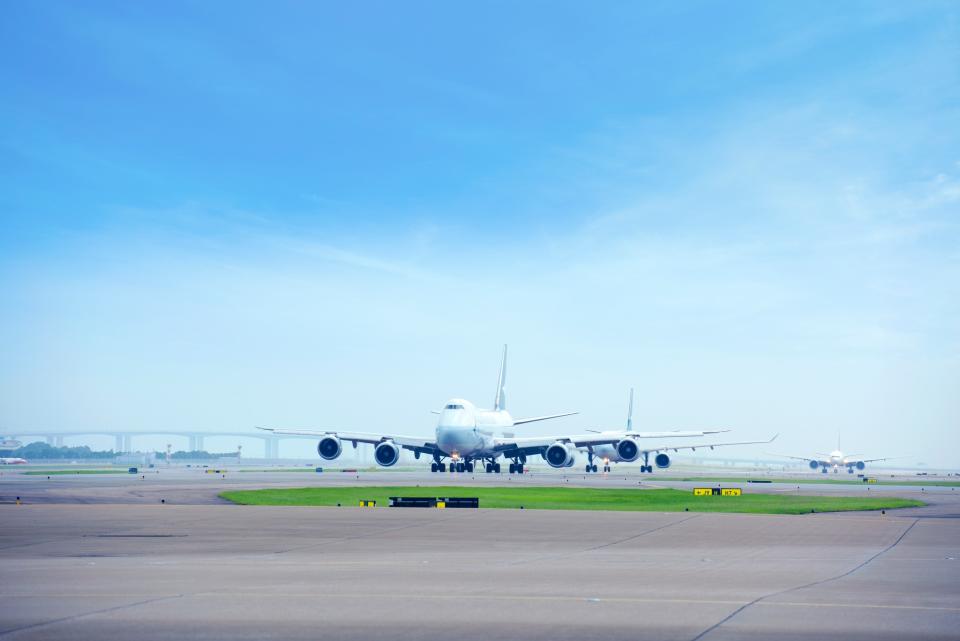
[
  {"x1": 458, "y1": 463, "x2": 465, "y2": 473},
  {"x1": 494, "y1": 463, "x2": 501, "y2": 473},
  {"x1": 517, "y1": 465, "x2": 524, "y2": 475},
  {"x1": 430, "y1": 463, "x2": 437, "y2": 473},
  {"x1": 465, "y1": 462, "x2": 473, "y2": 473},
  {"x1": 508, "y1": 463, "x2": 516, "y2": 474}
]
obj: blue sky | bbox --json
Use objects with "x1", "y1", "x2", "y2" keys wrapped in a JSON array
[{"x1": 1, "y1": 2, "x2": 958, "y2": 464}]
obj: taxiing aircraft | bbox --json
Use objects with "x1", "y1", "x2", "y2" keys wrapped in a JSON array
[
  {"x1": 772, "y1": 442, "x2": 892, "y2": 474},
  {"x1": 0, "y1": 458, "x2": 27, "y2": 465},
  {"x1": 259, "y1": 346, "x2": 773, "y2": 474},
  {"x1": 580, "y1": 388, "x2": 777, "y2": 473}
]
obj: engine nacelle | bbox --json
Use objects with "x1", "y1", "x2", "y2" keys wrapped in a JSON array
[
  {"x1": 615, "y1": 439, "x2": 640, "y2": 462},
  {"x1": 855, "y1": 461, "x2": 865, "y2": 470},
  {"x1": 809, "y1": 460, "x2": 820, "y2": 470},
  {"x1": 317, "y1": 436, "x2": 342, "y2": 460},
  {"x1": 374, "y1": 441, "x2": 400, "y2": 467},
  {"x1": 654, "y1": 453, "x2": 671, "y2": 469},
  {"x1": 544, "y1": 442, "x2": 577, "y2": 468}
]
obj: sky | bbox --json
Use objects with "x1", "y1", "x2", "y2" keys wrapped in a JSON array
[{"x1": 1, "y1": 1, "x2": 958, "y2": 465}]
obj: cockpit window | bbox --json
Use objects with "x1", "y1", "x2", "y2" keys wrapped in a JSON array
[{"x1": 445, "y1": 404, "x2": 464, "y2": 410}]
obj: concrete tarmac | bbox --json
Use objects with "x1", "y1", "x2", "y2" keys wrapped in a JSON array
[{"x1": 1, "y1": 470, "x2": 958, "y2": 640}]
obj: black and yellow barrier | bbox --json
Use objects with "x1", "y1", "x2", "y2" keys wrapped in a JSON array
[
  {"x1": 388, "y1": 496, "x2": 479, "y2": 508},
  {"x1": 693, "y1": 487, "x2": 742, "y2": 496},
  {"x1": 862, "y1": 478, "x2": 878, "y2": 484},
  {"x1": 359, "y1": 500, "x2": 376, "y2": 507}
]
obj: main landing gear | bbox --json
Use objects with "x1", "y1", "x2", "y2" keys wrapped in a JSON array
[
  {"x1": 637, "y1": 452, "x2": 653, "y2": 474},
  {"x1": 483, "y1": 458, "x2": 501, "y2": 474},
  {"x1": 431, "y1": 457, "x2": 477, "y2": 473},
  {"x1": 584, "y1": 453, "x2": 600, "y2": 473},
  {"x1": 508, "y1": 455, "x2": 527, "y2": 474}
]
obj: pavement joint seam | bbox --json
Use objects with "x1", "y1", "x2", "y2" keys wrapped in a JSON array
[
  {"x1": 0, "y1": 594, "x2": 184, "y2": 638},
  {"x1": 506, "y1": 513, "x2": 701, "y2": 566},
  {"x1": 688, "y1": 518, "x2": 921, "y2": 641}
]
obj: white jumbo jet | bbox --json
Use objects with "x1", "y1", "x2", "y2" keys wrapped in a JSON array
[
  {"x1": 772, "y1": 438, "x2": 892, "y2": 474},
  {"x1": 0, "y1": 458, "x2": 27, "y2": 465},
  {"x1": 259, "y1": 346, "x2": 772, "y2": 474},
  {"x1": 580, "y1": 388, "x2": 778, "y2": 473}
]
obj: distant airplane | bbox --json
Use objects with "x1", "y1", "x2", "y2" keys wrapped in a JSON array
[
  {"x1": 580, "y1": 388, "x2": 778, "y2": 473},
  {"x1": 771, "y1": 437, "x2": 891, "y2": 473},
  {"x1": 1, "y1": 436, "x2": 23, "y2": 450},
  {"x1": 0, "y1": 458, "x2": 27, "y2": 465},
  {"x1": 259, "y1": 346, "x2": 772, "y2": 474}
]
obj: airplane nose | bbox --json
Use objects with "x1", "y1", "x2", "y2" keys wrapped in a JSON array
[{"x1": 440, "y1": 411, "x2": 474, "y2": 429}]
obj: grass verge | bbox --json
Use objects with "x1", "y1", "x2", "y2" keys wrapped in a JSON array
[
  {"x1": 22, "y1": 469, "x2": 130, "y2": 475},
  {"x1": 219, "y1": 486, "x2": 923, "y2": 514},
  {"x1": 660, "y1": 476, "x2": 960, "y2": 487}
]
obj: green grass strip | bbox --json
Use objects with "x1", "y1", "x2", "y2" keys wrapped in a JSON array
[
  {"x1": 219, "y1": 486, "x2": 923, "y2": 514},
  {"x1": 659, "y1": 476, "x2": 960, "y2": 487},
  {"x1": 22, "y1": 469, "x2": 130, "y2": 475}
]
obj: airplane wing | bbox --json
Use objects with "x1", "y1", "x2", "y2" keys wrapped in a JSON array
[
  {"x1": 843, "y1": 455, "x2": 895, "y2": 464},
  {"x1": 494, "y1": 433, "x2": 777, "y2": 457},
  {"x1": 584, "y1": 429, "x2": 731, "y2": 438},
  {"x1": 493, "y1": 433, "x2": 619, "y2": 456},
  {"x1": 768, "y1": 452, "x2": 826, "y2": 463},
  {"x1": 255, "y1": 427, "x2": 438, "y2": 455},
  {"x1": 628, "y1": 433, "x2": 779, "y2": 455},
  {"x1": 512, "y1": 411, "x2": 578, "y2": 425}
]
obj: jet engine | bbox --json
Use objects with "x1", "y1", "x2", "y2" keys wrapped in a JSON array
[
  {"x1": 317, "y1": 436, "x2": 342, "y2": 460},
  {"x1": 809, "y1": 460, "x2": 820, "y2": 470},
  {"x1": 374, "y1": 441, "x2": 401, "y2": 467},
  {"x1": 615, "y1": 439, "x2": 640, "y2": 462},
  {"x1": 654, "y1": 453, "x2": 671, "y2": 469},
  {"x1": 855, "y1": 461, "x2": 865, "y2": 470},
  {"x1": 544, "y1": 442, "x2": 577, "y2": 468}
]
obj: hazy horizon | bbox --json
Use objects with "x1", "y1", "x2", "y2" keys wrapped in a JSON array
[{"x1": 2, "y1": 2, "x2": 957, "y2": 466}]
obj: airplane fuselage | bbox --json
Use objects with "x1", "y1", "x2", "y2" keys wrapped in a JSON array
[{"x1": 434, "y1": 398, "x2": 508, "y2": 458}]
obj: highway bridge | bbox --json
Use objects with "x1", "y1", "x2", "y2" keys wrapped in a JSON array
[{"x1": 6, "y1": 430, "x2": 318, "y2": 459}]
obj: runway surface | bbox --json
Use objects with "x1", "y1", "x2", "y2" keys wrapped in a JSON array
[{"x1": 1, "y1": 469, "x2": 959, "y2": 640}]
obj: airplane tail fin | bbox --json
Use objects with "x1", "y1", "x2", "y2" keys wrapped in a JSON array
[
  {"x1": 626, "y1": 388, "x2": 634, "y2": 432},
  {"x1": 494, "y1": 344, "x2": 507, "y2": 411}
]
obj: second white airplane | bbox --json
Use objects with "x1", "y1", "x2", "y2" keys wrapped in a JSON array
[
  {"x1": 260, "y1": 346, "x2": 773, "y2": 474},
  {"x1": 772, "y1": 439, "x2": 892, "y2": 474}
]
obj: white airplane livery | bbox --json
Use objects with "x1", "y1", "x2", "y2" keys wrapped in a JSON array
[
  {"x1": 260, "y1": 346, "x2": 772, "y2": 474},
  {"x1": 579, "y1": 388, "x2": 777, "y2": 473},
  {"x1": 773, "y1": 440, "x2": 892, "y2": 474}
]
